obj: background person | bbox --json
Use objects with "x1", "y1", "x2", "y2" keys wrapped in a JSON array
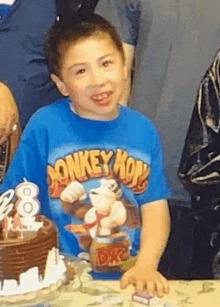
[
  {"x1": 0, "y1": 0, "x2": 62, "y2": 142},
  {"x1": 0, "y1": 0, "x2": 99, "y2": 144},
  {"x1": 0, "y1": 0, "x2": 99, "y2": 178},
  {"x1": 95, "y1": 0, "x2": 220, "y2": 279},
  {"x1": 179, "y1": 50, "x2": 220, "y2": 279}
]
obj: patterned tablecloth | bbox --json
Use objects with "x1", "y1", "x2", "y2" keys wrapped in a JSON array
[{"x1": 2, "y1": 259, "x2": 220, "y2": 307}]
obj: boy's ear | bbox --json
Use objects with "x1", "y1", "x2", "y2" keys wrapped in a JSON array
[{"x1": 51, "y1": 74, "x2": 69, "y2": 97}]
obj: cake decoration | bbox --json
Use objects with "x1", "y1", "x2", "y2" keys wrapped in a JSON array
[
  {"x1": 0, "y1": 189, "x2": 14, "y2": 221},
  {"x1": 0, "y1": 181, "x2": 66, "y2": 297},
  {"x1": 1, "y1": 180, "x2": 43, "y2": 239}
]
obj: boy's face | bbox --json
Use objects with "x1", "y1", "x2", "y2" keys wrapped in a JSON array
[{"x1": 51, "y1": 33, "x2": 127, "y2": 120}]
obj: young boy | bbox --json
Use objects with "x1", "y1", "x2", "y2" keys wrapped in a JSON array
[{"x1": 0, "y1": 14, "x2": 171, "y2": 297}]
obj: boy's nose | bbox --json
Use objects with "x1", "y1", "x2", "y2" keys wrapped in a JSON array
[{"x1": 90, "y1": 69, "x2": 106, "y2": 86}]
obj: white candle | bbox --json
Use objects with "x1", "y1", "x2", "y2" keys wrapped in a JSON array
[{"x1": 15, "y1": 181, "x2": 40, "y2": 218}]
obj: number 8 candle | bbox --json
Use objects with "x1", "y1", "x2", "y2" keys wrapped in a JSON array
[{"x1": 15, "y1": 181, "x2": 40, "y2": 218}]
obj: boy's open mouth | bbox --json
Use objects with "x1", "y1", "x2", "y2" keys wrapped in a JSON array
[{"x1": 91, "y1": 91, "x2": 112, "y2": 106}]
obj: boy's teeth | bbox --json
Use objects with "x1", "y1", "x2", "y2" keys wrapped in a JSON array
[{"x1": 93, "y1": 92, "x2": 109, "y2": 100}]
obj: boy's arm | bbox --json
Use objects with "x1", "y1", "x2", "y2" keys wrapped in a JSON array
[
  {"x1": 120, "y1": 199, "x2": 171, "y2": 297},
  {"x1": 120, "y1": 42, "x2": 135, "y2": 106},
  {"x1": 137, "y1": 199, "x2": 170, "y2": 269}
]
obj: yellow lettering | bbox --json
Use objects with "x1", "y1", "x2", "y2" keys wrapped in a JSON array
[
  {"x1": 113, "y1": 149, "x2": 128, "y2": 181},
  {"x1": 65, "y1": 153, "x2": 81, "y2": 181},
  {"x1": 134, "y1": 164, "x2": 150, "y2": 193},
  {"x1": 100, "y1": 150, "x2": 114, "y2": 175},
  {"x1": 129, "y1": 160, "x2": 144, "y2": 188},
  {"x1": 47, "y1": 165, "x2": 59, "y2": 197},
  {"x1": 79, "y1": 151, "x2": 92, "y2": 180},
  {"x1": 54, "y1": 159, "x2": 69, "y2": 186},
  {"x1": 125, "y1": 157, "x2": 136, "y2": 184},
  {"x1": 90, "y1": 150, "x2": 102, "y2": 178}
]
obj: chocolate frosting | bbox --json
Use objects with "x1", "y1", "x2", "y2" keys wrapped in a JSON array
[{"x1": 0, "y1": 215, "x2": 57, "y2": 284}]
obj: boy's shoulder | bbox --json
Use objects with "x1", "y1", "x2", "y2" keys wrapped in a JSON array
[
  {"x1": 37, "y1": 97, "x2": 70, "y2": 114},
  {"x1": 22, "y1": 98, "x2": 71, "y2": 133},
  {"x1": 121, "y1": 105, "x2": 149, "y2": 118},
  {"x1": 29, "y1": 98, "x2": 70, "y2": 121},
  {"x1": 120, "y1": 105, "x2": 159, "y2": 132}
]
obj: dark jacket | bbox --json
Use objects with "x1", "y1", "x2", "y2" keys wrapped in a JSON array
[{"x1": 178, "y1": 50, "x2": 220, "y2": 216}]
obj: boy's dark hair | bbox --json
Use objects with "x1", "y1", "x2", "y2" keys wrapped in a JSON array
[{"x1": 44, "y1": 14, "x2": 125, "y2": 77}]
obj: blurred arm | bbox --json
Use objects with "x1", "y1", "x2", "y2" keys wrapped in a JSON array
[
  {"x1": 0, "y1": 82, "x2": 21, "y2": 164},
  {"x1": 0, "y1": 82, "x2": 19, "y2": 144}
]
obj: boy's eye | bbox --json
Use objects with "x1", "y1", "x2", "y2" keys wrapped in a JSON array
[
  {"x1": 102, "y1": 60, "x2": 113, "y2": 67},
  {"x1": 76, "y1": 68, "x2": 86, "y2": 75}
]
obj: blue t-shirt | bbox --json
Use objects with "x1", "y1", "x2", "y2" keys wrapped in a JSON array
[{"x1": 0, "y1": 98, "x2": 171, "y2": 260}]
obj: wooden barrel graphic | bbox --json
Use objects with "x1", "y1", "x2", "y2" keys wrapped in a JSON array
[{"x1": 90, "y1": 232, "x2": 130, "y2": 273}]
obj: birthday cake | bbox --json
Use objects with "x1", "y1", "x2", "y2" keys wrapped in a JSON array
[{"x1": 0, "y1": 181, "x2": 67, "y2": 297}]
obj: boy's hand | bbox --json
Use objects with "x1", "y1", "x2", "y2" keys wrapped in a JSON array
[{"x1": 120, "y1": 265, "x2": 170, "y2": 298}]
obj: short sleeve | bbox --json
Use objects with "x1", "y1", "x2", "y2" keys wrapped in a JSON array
[
  {"x1": 95, "y1": 0, "x2": 140, "y2": 46},
  {"x1": 135, "y1": 128, "x2": 171, "y2": 206}
]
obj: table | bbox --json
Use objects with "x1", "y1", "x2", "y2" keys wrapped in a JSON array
[{"x1": 2, "y1": 259, "x2": 220, "y2": 307}]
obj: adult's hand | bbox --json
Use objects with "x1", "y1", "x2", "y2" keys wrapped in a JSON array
[{"x1": 0, "y1": 82, "x2": 19, "y2": 144}]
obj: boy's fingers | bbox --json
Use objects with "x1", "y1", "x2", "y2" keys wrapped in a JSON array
[
  {"x1": 159, "y1": 275, "x2": 170, "y2": 294},
  {"x1": 120, "y1": 272, "x2": 130, "y2": 289},
  {"x1": 136, "y1": 280, "x2": 145, "y2": 293},
  {"x1": 120, "y1": 271, "x2": 137, "y2": 289},
  {"x1": 120, "y1": 280, "x2": 130, "y2": 289},
  {"x1": 155, "y1": 276, "x2": 169, "y2": 297},
  {"x1": 146, "y1": 279, "x2": 155, "y2": 296},
  {"x1": 155, "y1": 281, "x2": 165, "y2": 298},
  {"x1": 163, "y1": 282, "x2": 170, "y2": 294}
]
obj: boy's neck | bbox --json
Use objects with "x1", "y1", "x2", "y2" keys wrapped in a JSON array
[{"x1": 70, "y1": 102, "x2": 119, "y2": 121}]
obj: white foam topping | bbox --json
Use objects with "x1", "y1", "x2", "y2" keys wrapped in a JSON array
[{"x1": 0, "y1": 247, "x2": 66, "y2": 296}]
